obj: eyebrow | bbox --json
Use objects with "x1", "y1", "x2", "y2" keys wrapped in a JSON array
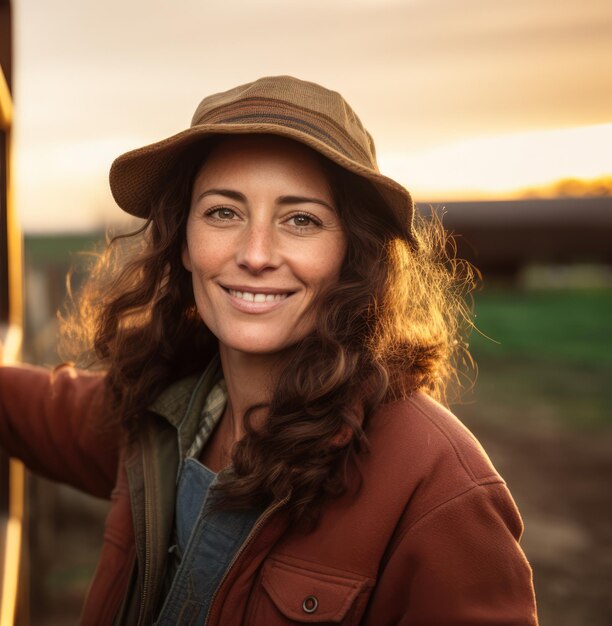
[
  {"x1": 195, "y1": 188, "x2": 335, "y2": 212},
  {"x1": 278, "y1": 195, "x2": 335, "y2": 212}
]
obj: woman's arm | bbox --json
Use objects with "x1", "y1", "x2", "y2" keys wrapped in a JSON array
[
  {"x1": 0, "y1": 363, "x2": 120, "y2": 498},
  {"x1": 364, "y1": 480, "x2": 538, "y2": 625}
]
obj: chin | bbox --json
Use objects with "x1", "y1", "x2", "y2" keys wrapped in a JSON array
[
  {"x1": 232, "y1": 343, "x2": 297, "y2": 357},
  {"x1": 219, "y1": 333, "x2": 299, "y2": 357}
]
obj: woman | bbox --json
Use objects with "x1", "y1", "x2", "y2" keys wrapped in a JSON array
[{"x1": 0, "y1": 75, "x2": 538, "y2": 624}]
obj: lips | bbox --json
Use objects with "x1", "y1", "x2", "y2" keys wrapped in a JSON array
[
  {"x1": 228, "y1": 289, "x2": 289, "y2": 303},
  {"x1": 220, "y1": 285, "x2": 296, "y2": 312}
]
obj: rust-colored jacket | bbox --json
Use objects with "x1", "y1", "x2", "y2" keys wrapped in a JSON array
[{"x1": 0, "y1": 364, "x2": 538, "y2": 625}]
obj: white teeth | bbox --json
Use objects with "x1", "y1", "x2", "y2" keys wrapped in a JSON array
[{"x1": 228, "y1": 289, "x2": 288, "y2": 303}]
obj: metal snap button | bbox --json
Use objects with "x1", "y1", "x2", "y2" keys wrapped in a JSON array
[{"x1": 302, "y1": 595, "x2": 318, "y2": 613}]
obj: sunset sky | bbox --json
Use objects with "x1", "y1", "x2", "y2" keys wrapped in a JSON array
[{"x1": 11, "y1": 0, "x2": 612, "y2": 232}]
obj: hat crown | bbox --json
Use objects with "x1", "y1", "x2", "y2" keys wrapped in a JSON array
[
  {"x1": 110, "y1": 75, "x2": 412, "y2": 230},
  {"x1": 190, "y1": 75, "x2": 378, "y2": 169}
]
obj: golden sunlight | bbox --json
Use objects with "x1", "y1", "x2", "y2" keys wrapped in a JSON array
[{"x1": 380, "y1": 123, "x2": 612, "y2": 201}]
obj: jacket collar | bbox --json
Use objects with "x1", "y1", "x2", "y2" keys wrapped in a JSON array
[{"x1": 147, "y1": 354, "x2": 225, "y2": 464}]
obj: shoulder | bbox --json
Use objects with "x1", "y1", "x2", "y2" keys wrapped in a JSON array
[
  {"x1": 0, "y1": 363, "x2": 119, "y2": 497},
  {"x1": 1, "y1": 362, "x2": 108, "y2": 407},
  {"x1": 0, "y1": 362, "x2": 116, "y2": 454},
  {"x1": 361, "y1": 391, "x2": 505, "y2": 526},
  {"x1": 372, "y1": 392, "x2": 500, "y2": 481}
]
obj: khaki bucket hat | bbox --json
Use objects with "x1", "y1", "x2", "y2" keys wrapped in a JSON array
[{"x1": 109, "y1": 75, "x2": 414, "y2": 232}]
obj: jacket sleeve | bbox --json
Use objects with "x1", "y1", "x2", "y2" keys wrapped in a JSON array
[
  {"x1": 0, "y1": 363, "x2": 120, "y2": 499},
  {"x1": 365, "y1": 480, "x2": 538, "y2": 625}
]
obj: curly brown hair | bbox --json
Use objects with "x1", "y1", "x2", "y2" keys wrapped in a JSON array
[{"x1": 61, "y1": 138, "x2": 477, "y2": 525}]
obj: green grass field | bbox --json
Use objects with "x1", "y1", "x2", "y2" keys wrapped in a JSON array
[
  {"x1": 457, "y1": 289, "x2": 612, "y2": 430},
  {"x1": 470, "y1": 289, "x2": 612, "y2": 366}
]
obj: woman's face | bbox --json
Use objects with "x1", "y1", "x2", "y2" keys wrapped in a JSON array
[{"x1": 183, "y1": 134, "x2": 347, "y2": 357}]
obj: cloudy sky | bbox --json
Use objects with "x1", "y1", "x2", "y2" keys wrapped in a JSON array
[{"x1": 12, "y1": 0, "x2": 612, "y2": 232}]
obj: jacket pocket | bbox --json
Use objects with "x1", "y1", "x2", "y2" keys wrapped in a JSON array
[{"x1": 250, "y1": 557, "x2": 372, "y2": 624}]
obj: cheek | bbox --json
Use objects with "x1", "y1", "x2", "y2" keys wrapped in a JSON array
[
  {"x1": 297, "y1": 240, "x2": 346, "y2": 292},
  {"x1": 183, "y1": 227, "x2": 226, "y2": 278},
  {"x1": 320, "y1": 234, "x2": 347, "y2": 282},
  {"x1": 182, "y1": 218, "x2": 198, "y2": 272},
  {"x1": 181, "y1": 242, "x2": 192, "y2": 272}
]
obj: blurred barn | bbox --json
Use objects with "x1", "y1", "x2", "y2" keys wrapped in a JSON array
[{"x1": 422, "y1": 196, "x2": 612, "y2": 280}]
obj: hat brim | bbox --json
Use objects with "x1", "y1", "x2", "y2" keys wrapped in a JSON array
[{"x1": 109, "y1": 123, "x2": 414, "y2": 226}]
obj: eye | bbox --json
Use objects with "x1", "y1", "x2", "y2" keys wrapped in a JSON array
[
  {"x1": 205, "y1": 207, "x2": 238, "y2": 220},
  {"x1": 286, "y1": 213, "x2": 321, "y2": 228}
]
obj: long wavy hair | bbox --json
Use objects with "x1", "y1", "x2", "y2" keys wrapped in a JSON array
[{"x1": 61, "y1": 137, "x2": 477, "y2": 525}]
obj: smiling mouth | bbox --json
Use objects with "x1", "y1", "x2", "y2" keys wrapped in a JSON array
[{"x1": 225, "y1": 288, "x2": 292, "y2": 303}]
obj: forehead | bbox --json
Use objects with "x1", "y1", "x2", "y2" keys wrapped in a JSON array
[{"x1": 192, "y1": 134, "x2": 334, "y2": 197}]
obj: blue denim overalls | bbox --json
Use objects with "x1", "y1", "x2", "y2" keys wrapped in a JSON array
[{"x1": 154, "y1": 380, "x2": 263, "y2": 624}]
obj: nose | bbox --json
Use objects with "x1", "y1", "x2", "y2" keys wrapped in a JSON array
[{"x1": 235, "y1": 222, "x2": 280, "y2": 274}]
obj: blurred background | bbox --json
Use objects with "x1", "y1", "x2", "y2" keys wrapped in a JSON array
[{"x1": 2, "y1": 0, "x2": 612, "y2": 623}]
